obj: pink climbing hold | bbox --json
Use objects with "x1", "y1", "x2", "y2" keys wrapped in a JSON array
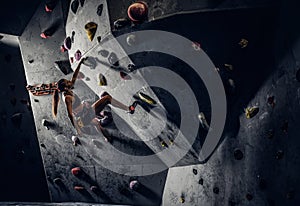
[
  {"x1": 71, "y1": 167, "x2": 81, "y2": 176},
  {"x1": 129, "y1": 180, "x2": 139, "y2": 190}
]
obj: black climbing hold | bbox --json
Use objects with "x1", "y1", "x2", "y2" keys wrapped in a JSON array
[
  {"x1": 90, "y1": 185, "x2": 98, "y2": 192},
  {"x1": 54, "y1": 60, "x2": 72, "y2": 75},
  {"x1": 113, "y1": 18, "x2": 131, "y2": 30},
  {"x1": 98, "y1": 50, "x2": 109, "y2": 57},
  {"x1": 267, "y1": 96, "x2": 275, "y2": 106},
  {"x1": 246, "y1": 193, "x2": 253, "y2": 201},
  {"x1": 193, "y1": 168, "x2": 198, "y2": 175},
  {"x1": 128, "y1": 63, "x2": 136, "y2": 72},
  {"x1": 108, "y1": 52, "x2": 119, "y2": 67},
  {"x1": 28, "y1": 59, "x2": 34, "y2": 64},
  {"x1": 40, "y1": 143, "x2": 46, "y2": 148},
  {"x1": 97, "y1": 4, "x2": 103, "y2": 16},
  {"x1": 34, "y1": 99, "x2": 39, "y2": 102},
  {"x1": 296, "y1": 69, "x2": 300, "y2": 82},
  {"x1": 71, "y1": 31, "x2": 75, "y2": 43},
  {"x1": 64, "y1": 36, "x2": 72, "y2": 50},
  {"x1": 276, "y1": 150, "x2": 284, "y2": 160},
  {"x1": 198, "y1": 178, "x2": 203, "y2": 185},
  {"x1": 53, "y1": 178, "x2": 62, "y2": 184},
  {"x1": 85, "y1": 77, "x2": 90, "y2": 81},
  {"x1": 79, "y1": 0, "x2": 85, "y2": 7},
  {"x1": 11, "y1": 113, "x2": 22, "y2": 128},
  {"x1": 213, "y1": 187, "x2": 219, "y2": 194},
  {"x1": 0, "y1": 35, "x2": 3, "y2": 40},
  {"x1": 97, "y1": 36, "x2": 101, "y2": 43},
  {"x1": 71, "y1": 0, "x2": 79, "y2": 14},
  {"x1": 234, "y1": 149, "x2": 243, "y2": 160}
]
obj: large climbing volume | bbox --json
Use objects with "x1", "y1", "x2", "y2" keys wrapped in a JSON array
[{"x1": 26, "y1": 83, "x2": 58, "y2": 96}]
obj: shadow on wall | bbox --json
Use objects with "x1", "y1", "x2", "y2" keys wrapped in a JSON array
[{"x1": 0, "y1": 43, "x2": 50, "y2": 201}]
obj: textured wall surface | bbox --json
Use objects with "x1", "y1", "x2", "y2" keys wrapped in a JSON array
[{"x1": 3, "y1": 0, "x2": 299, "y2": 205}]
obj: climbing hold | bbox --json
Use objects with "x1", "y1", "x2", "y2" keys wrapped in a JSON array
[
  {"x1": 245, "y1": 106, "x2": 259, "y2": 119},
  {"x1": 113, "y1": 18, "x2": 131, "y2": 30},
  {"x1": 74, "y1": 50, "x2": 82, "y2": 61},
  {"x1": 137, "y1": 92, "x2": 157, "y2": 105},
  {"x1": 34, "y1": 99, "x2": 39, "y2": 102},
  {"x1": 198, "y1": 178, "x2": 204, "y2": 185},
  {"x1": 126, "y1": 34, "x2": 137, "y2": 46},
  {"x1": 198, "y1": 112, "x2": 210, "y2": 130},
  {"x1": 224, "y1": 64, "x2": 234, "y2": 71},
  {"x1": 85, "y1": 77, "x2": 90, "y2": 81},
  {"x1": 192, "y1": 42, "x2": 201, "y2": 51},
  {"x1": 72, "y1": 136, "x2": 79, "y2": 146},
  {"x1": 40, "y1": 143, "x2": 46, "y2": 148},
  {"x1": 90, "y1": 185, "x2": 98, "y2": 192},
  {"x1": 160, "y1": 140, "x2": 167, "y2": 147},
  {"x1": 120, "y1": 71, "x2": 129, "y2": 80},
  {"x1": 98, "y1": 73, "x2": 107, "y2": 86},
  {"x1": 64, "y1": 36, "x2": 72, "y2": 50},
  {"x1": 239, "y1": 38, "x2": 248, "y2": 48},
  {"x1": 179, "y1": 196, "x2": 185, "y2": 203},
  {"x1": 53, "y1": 178, "x2": 62, "y2": 184},
  {"x1": 74, "y1": 186, "x2": 84, "y2": 191},
  {"x1": 234, "y1": 149, "x2": 244, "y2": 160},
  {"x1": 275, "y1": 150, "x2": 284, "y2": 160},
  {"x1": 77, "y1": 72, "x2": 85, "y2": 80},
  {"x1": 108, "y1": 52, "x2": 119, "y2": 67},
  {"x1": 60, "y1": 45, "x2": 67, "y2": 52},
  {"x1": 40, "y1": 32, "x2": 51, "y2": 39},
  {"x1": 129, "y1": 180, "x2": 139, "y2": 190},
  {"x1": 193, "y1": 168, "x2": 198, "y2": 175},
  {"x1": 79, "y1": 0, "x2": 85, "y2": 7},
  {"x1": 267, "y1": 96, "x2": 275, "y2": 108},
  {"x1": 11, "y1": 113, "x2": 22, "y2": 128},
  {"x1": 127, "y1": 1, "x2": 148, "y2": 23},
  {"x1": 71, "y1": 0, "x2": 79, "y2": 14},
  {"x1": 28, "y1": 59, "x2": 34, "y2": 64},
  {"x1": 97, "y1": 4, "x2": 103, "y2": 16},
  {"x1": 45, "y1": 5, "x2": 53, "y2": 12},
  {"x1": 85, "y1": 22, "x2": 97, "y2": 41},
  {"x1": 54, "y1": 60, "x2": 72, "y2": 75},
  {"x1": 98, "y1": 50, "x2": 109, "y2": 58},
  {"x1": 71, "y1": 167, "x2": 81, "y2": 176},
  {"x1": 213, "y1": 187, "x2": 219, "y2": 194},
  {"x1": 42, "y1": 119, "x2": 53, "y2": 130},
  {"x1": 97, "y1": 36, "x2": 101, "y2": 44}
]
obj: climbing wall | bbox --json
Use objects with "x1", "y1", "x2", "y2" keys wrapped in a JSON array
[{"x1": 19, "y1": 0, "x2": 167, "y2": 205}]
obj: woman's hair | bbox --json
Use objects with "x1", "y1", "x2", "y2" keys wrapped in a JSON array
[{"x1": 57, "y1": 79, "x2": 68, "y2": 91}]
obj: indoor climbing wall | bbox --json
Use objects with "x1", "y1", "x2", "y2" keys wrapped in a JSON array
[{"x1": 19, "y1": 0, "x2": 167, "y2": 205}]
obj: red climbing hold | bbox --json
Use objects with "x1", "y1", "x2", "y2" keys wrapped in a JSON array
[{"x1": 71, "y1": 167, "x2": 81, "y2": 176}]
